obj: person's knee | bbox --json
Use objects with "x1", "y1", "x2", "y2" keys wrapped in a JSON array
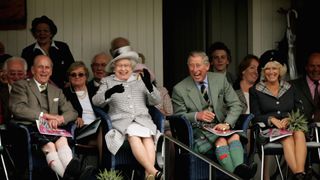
[
  {"x1": 228, "y1": 133, "x2": 240, "y2": 143},
  {"x1": 55, "y1": 136, "x2": 68, "y2": 148},
  {"x1": 215, "y1": 137, "x2": 228, "y2": 146},
  {"x1": 42, "y1": 142, "x2": 56, "y2": 153}
]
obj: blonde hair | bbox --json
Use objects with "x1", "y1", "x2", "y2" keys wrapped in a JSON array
[{"x1": 260, "y1": 61, "x2": 287, "y2": 81}]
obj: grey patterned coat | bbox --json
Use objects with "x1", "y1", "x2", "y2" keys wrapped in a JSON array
[{"x1": 92, "y1": 73, "x2": 161, "y2": 155}]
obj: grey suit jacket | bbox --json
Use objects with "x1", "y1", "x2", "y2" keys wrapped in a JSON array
[
  {"x1": 291, "y1": 76, "x2": 315, "y2": 121},
  {"x1": 172, "y1": 72, "x2": 242, "y2": 127},
  {"x1": 9, "y1": 79, "x2": 77, "y2": 124}
]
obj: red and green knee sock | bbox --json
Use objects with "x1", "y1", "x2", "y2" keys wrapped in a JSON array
[{"x1": 215, "y1": 140, "x2": 244, "y2": 172}]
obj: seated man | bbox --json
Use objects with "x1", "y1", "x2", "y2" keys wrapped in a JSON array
[
  {"x1": 9, "y1": 55, "x2": 95, "y2": 179},
  {"x1": 171, "y1": 51, "x2": 256, "y2": 179}
]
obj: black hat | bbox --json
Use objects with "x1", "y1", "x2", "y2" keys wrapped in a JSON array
[{"x1": 259, "y1": 50, "x2": 286, "y2": 69}]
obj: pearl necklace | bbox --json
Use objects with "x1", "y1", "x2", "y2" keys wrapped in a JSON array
[
  {"x1": 76, "y1": 90, "x2": 87, "y2": 99},
  {"x1": 70, "y1": 86, "x2": 87, "y2": 100}
]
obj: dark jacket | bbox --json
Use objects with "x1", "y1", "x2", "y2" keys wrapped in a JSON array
[{"x1": 21, "y1": 41, "x2": 74, "y2": 89}]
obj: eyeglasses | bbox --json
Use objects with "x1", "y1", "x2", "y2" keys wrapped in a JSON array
[
  {"x1": 69, "y1": 73, "x2": 86, "y2": 78},
  {"x1": 8, "y1": 71, "x2": 25, "y2": 77},
  {"x1": 92, "y1": 63, "x2": 107, "y2": 68}
]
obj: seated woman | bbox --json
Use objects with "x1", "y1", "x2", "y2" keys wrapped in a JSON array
[
  {"x1": 233, "y1": 54, "x2": 259, "y2": 114},
  {"x1": 249, "y1": 50, "x2": 307, "y2": 180},
  {"x1": 92, "y1": 50, "x2": 163, "y2": 179},
  {"x1": 63, "y1": 61, "x2": 103, "y2": 165}
]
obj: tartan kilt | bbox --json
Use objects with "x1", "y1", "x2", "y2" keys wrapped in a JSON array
[{"x1": 193, "y1": 127, "x2": 248, "y2": 154}]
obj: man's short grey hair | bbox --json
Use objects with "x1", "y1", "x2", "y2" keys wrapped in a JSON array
[
  {"x1": 3, "y1": 56, "x2": 28, "y2": 71},
  {"x1": 91, "y1": 52, "x2": 112, "y2": 64},
  {"x1": 187, "y1": 51, "x2": 210, "y2": 65}
]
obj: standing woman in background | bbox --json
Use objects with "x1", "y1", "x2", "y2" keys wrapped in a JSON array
[{"x1": 21, "y1": 15, "x2": 75, "y2": 89}]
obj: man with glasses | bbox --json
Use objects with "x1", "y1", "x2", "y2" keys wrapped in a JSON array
[
  {"x1": 0, "y1": 56, "x2": 27, "y2": 122},
  {"x1": 88, "y1": 52, "x2": 112, "y2": 94}
]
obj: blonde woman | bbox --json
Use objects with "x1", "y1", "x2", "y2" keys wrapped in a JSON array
[{"x1": 250, "y1": 50, "x2": 307, "y2": 180}]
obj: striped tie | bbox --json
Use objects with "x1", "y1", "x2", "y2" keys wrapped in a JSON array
[{"x1": 200, "y1": 83, "x2": 209, "y2": 103}]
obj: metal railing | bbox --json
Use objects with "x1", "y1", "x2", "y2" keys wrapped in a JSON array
[{"x1": 163, "y1": 135, "x2": 241, "y2": 180}]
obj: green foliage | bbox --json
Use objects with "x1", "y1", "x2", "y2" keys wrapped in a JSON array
[
  {"x1": 96, "y1": 169, "x2": 123, "y2": 180},
  {"x1": 288, "y1": 109, "x2": 308, "y2": 132}
]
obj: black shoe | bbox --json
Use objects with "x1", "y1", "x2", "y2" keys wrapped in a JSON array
[
  {"x1": 234, "y1": 162, "x2": 257, "y2": 180},
  {"x1": 79, "y1": 166, "x2": 97, "y2": 180},
  {"x1": 63, "y1": 158, "x2": 82, "y2": 180},
  {"x1": 293, "y1": 172, "x2": 305, "y2": 180}
]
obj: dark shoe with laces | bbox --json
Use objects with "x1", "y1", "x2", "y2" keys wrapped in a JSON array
[
  {"x1": 63, "y1": 157, "x2": 82, "y2": 180},
  {"x1": 233, "y1": 162, "x2": 257, "y2": 180}
]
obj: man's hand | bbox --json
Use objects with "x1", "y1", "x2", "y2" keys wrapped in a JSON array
[
  {"x1": 105, "y1": 84, "x2": 125, "y2": 99},
  {"x1": 213, "y1": 123, "x2": 230, "y2": 131},
  {"x1": 43, "y1": 113, "x2": 65, "y2": 125},
  {"x1": 196, "y1": 110, "x2": 215, "y2": 122}
]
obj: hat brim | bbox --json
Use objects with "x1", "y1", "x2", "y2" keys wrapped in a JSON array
[{"x1": 106, "y1": 51, "x2": 139, "y2": 73}]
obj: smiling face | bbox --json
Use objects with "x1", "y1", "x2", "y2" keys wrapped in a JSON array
[
  {"x1": 263, "y1": 61, "x2": 280, "y2": 83},
  {"x1": 34, "y1": 23, "x2": 53, "y2": 45},
  {"x1": 306, "y1": 52, "x2": 320, "y2": 81},
  {"x1": 188, "y1": 54, "x2": 210, "y2": 83},
  {"x1": 114, "y1": 59, "x2": 133, "y2": 80},
  {"x1": 211, "y1": 49, "x2": 229, "y2": 72},
  {"x1": 31, "y1": 55, "x2": 52, "y2": 84},
  {"x1": 242, "y1": 59, "x2": 259, "y2": 84},
  {"x1": 69, "y1": 67, "x2": 87, "y2": 89},
  {"x1": 91, "y1": 54, "x2": 111, "y2": 81},
  {"x1": 6, "y1": 59, "x2": 26, "y2": 85}
]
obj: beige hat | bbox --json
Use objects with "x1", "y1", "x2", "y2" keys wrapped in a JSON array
[{"x1": 106, "y1": 51, "x2": 139, "y2": 72}]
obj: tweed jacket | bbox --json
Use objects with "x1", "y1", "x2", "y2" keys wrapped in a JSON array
[
  {"x1": 21, "y1": 41, "x2": 75, "y2": 89},
  {"x1": 172, "y1": 72, "x2": 242, "y2": 126},
  {"x1": 92, "y1": 73, "x2": 161, "y2": 155},
  {"x1": 235, "y1": 89, "x2": 248, "y2": 114},
  {"x1": 291, "y1": 76, "x2": 316, "y2": 122},
  {"x1": 9, "y1": 79, "x2": 77, "y2": 124}
]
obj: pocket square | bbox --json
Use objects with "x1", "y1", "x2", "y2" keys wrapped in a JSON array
[{"x1": 53, "y1": 98, "x2": 59, "y2": 102}]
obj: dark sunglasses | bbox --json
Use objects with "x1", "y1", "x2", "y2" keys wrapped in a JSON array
[{"x1": 69, "y1": 73, "x2": 85, "y2": 78}]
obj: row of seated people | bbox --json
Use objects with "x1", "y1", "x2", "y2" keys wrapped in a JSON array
[
  {"x1": 170, "y1": 48, "x2": 320, "y2": 180},
  {"x1": 2, "y1": 48, "x2": 320, "y2": 180},
  {"x1": 0, "y1": 49, "x2": 168, "y2": 180}
]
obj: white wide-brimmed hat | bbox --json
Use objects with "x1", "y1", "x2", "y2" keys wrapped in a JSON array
[{"x1": 106, "y1": 50, "x2": 139, "y2": 72}]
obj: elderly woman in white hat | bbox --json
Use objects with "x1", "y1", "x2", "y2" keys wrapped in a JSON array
[{"x1": 92, "y1": 51, "x2": 163, "y2": 179}]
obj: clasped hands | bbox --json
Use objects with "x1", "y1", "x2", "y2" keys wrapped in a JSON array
[
  {"x1": 270, "y1": 117, "x2": 289, "y2": 129},
  {"x1": 43, "y1": 113, "x2": 65, "y2": 129}
]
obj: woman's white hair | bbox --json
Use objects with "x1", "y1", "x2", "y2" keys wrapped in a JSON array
[{"x1": 260, "y1": 61, "x2": 287, "y2": 81}]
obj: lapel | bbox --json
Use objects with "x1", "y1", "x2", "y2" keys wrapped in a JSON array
[
  {"x1": 29, "y1": 79, "x2": 44, "y2": 107},
  {"x1": 186, "y1": 78, "x2": 202, "y2": 111},
  {"x1": 47, "y1": 84, "x2": 56, "y2": 112},
  {"x1": 300, "y1": 78, "x2": 314, "y2": 105},
  {"x1": 207, "y1": 73, "x2": 219, "y2": 110}
]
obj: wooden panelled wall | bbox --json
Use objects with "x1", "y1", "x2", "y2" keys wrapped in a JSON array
[{"x1": 0, "y1": 0, "x2": 163, "y2": 85}]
